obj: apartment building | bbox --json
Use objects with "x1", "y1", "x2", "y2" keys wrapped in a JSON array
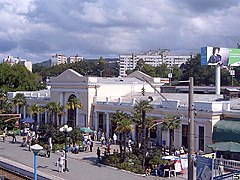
[
  {"x1": 51, "y1": 54, "x2": 68, "y2": 65},
  {"x1": 166, "y1": 55, "x2": 190, "y2": 67},
  {"x1": 119, "y1": 49, "x2": 190, "y2": 77},
  {"x1": 51, "y1": 54, "x2": 83, "y2": 66},
  {"x1": 67, "y1": 55, "x2": 83, "y2": 63},
  {"x1": 2, "y1": 55, "x2": 32, "y2": 72}
]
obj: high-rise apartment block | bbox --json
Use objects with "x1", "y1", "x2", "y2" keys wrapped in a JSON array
[
  {"x1": 51, "y1": 54, "x2": 68, "y2": 65},
  {"x1": 119, "y1": 49, "x2": 190, "y2": 77},
  {"x1": 68, "y1": 55, "x2": 83, "y2": 63},
  {"x1": 2, "y1": 55, "x2": 32, "y2": 72},
  {"x1": 51, "y1": 54, "x2": 83, "y2": 66}
]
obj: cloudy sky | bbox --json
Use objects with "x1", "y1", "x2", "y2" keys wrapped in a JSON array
[{"x1": 1, "y1": 0, "x2": 240, "y2": 63}]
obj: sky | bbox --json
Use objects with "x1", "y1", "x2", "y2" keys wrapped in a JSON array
[{"x1": 0, "y1": 0, "x2": 240, "y2": 63}]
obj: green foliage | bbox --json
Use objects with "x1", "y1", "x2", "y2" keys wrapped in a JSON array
[
  {"x1": 0, "y1": 63, "x2": 44, "y2": 91},
  {"x1": 142, "y1": 64, "x2": 156, "y2": 77},
  {"x1": 155, "y1": 64, "x2": 168, "y2": 77},
  {"x1": 69, "y1": 127, "x2": 83, "y2": 143},
  {"x1": 0, "y1": 89, "x2": 12, "y2": 114}
]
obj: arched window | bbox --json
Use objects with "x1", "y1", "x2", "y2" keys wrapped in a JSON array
[{"x1": 67, "y1": 94, "x2": 77, "y2": 127}]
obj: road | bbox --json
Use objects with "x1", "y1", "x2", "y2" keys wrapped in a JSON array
[{"x1": 0, "y1": 136, "x2": 187, "y2": 180}]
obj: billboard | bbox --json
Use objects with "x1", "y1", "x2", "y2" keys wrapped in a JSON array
[
  {"x1": 201, "y1": 46, "x2": 240, "y2": 66},
  {"x1": 196, "y1": 156, "x2": 213, "y2": 180}
]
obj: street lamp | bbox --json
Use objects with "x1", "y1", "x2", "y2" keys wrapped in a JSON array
[
  {"x1": 31, "y1": 144, "x2": 43, "y2": 180},
  {"x1": 147, "y1": 120, "x2": 164, "y2": 139},
  {"x1": 59, "y1": 124, "x2": 72, "y2": 172}
]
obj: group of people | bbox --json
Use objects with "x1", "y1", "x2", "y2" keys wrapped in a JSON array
[
  {"x1": 21, "y1": 130, "x2": 36, "y2": 150},
  {"x1": 150, "y1": 163, "x2": 175, "y2": 177},
  {"x1": 161, "y1": 145, "x2": 185, "y2": 156}
]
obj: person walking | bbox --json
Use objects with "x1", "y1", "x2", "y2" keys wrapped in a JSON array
[
  {"x1": 57, "y1": 154, "x2": 65, "y2": 173},
  {"x1": 90, "y1": 139, "x2": 93, "y2": 152},
  {"x1": 47, "y1": 144, "x2": 51, "y2": 158},
  {"x1": 113, "y1": 133, "x2": 117, "y2": 145},
  {"x1": 2, "y1": 132, "x2": 6, "y2": 143},
  {"x1": 12, "y1": 132, "x2": 17, "y2": 143},
  {"x1": 4, "y1": 127, "x2": 7, "y2": 135},
  {"x1": 97, "y1": 147, "x2": 101, "y2": 164},
  {"x1": 218, "y1": 162, "x2": 224, "y2": 176}
]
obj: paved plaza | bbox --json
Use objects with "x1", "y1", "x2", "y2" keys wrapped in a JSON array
[{"x1": 0, "y1": 136, "x2": 187, "y2": 180}]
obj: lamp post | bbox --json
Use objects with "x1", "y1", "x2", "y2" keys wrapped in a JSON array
[
  {"x1": 59, "y1": 125, "x2": 72, "y2": 172},
  {"x1": 31, "y1": 144, "x2": 43, "y2": 180}
]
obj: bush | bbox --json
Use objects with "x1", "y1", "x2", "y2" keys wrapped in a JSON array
[
  {"x1": 118, "y1": 162, "x2": 144, "y2": 174},
  {"x1": 52, "y1": 143, "x2": 64, "y2": 152}
]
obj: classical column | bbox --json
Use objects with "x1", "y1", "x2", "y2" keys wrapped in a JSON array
[
  {"x1": 166, "y1": 130, "x2": 170, "y2": 147},
  {"x1": 44, "y1": 111, "x2": 48, "y2": 124},
  {"x1": 76, "y1": 108, "x2": 79, "y2": 127},
  {"x1": 37, "y1": 113, "x2": 40, "y2": 124},
  {"x1": 23, "y1": 106, "x2": 26, "y2": 119},
  {"x1": 75, "y1": 93, "x2": 79, "y2": 127},
  {"x1": 131, "y1": 124, "x2": 136, "y2": 141},
  {"x1": 16, "y1": 105, "x2": 19, "y2": 114},
  {"x1": 94, "y1": 112, "x2": 98, "y2": 131},
  {"x1": 106, "y1": 113, "x2": 110, "y2": 140}
]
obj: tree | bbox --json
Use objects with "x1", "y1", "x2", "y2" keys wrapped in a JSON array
[
  {"x1": 28, "y1": 103, "x2": 44, "y2": 135},
  {"x1": 134, "y1": 100, "x2": 153, "y2": 168},
  {"x1": 172, "y1": 65, "x2": 182, "y2": 81},
  {"x1": 97, "y1": 57, "x2": 106, "y2": 77},
  {"x1": 0, "y1": 89, "x2": 7, "y2": 113},
  {"x1": 135, "y1": 59, "x2": 145, "y2": 71},
  {"x1": 66, "y1": 97, "x2": 82, "y2": 127},
  {"x1": 161, "y1": 115, "x2": 181, "y2": 149},
  {"x1": 155, "y1": 64, "x2": 168, "y2": 77},
  {"x1": 180, "y1": 54, "x2": 215, "y2": 86},
  {"x1": 0, "y1": 63, "x2": 44, "y2": 91},
  {"x1": 142, "y1": 64, "x2": 156, "y2": 77},
  {"x1": 46, "y1": 102, "x2": 64, "y2": 127},
  {"x1": 112, "y1": 111, "x2": 133, "y2": 161},
  {"x1": 12, "y1": 93, "x2": 27, "y2": 114}
]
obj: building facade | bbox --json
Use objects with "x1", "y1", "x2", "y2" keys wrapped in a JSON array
[
  {"x1": 8, "y1": 69, "x2": 240, "y2": 154},
  {"x1": 3, "y1": 55, "x2": 32, "y2": 72},
  {"x1": 119, "y1": 49, "x2": 190, "y2": 77}
]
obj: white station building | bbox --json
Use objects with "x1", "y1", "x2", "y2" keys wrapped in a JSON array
[{"x1": 8, "y1": 69, "x2": 240, "y2": 154}]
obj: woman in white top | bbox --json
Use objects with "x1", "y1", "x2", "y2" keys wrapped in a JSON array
[{"x1": 58, "y1": 155, "x2": 65, "y2": 173}]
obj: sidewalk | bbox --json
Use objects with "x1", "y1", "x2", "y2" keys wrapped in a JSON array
[{"x1": 0, "y1": 136, "x2": 187, "y2": 180}]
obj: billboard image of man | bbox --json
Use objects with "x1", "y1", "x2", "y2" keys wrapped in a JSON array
[{"x1": 208, "y1": 47, "x2": 222, "y2": 65}]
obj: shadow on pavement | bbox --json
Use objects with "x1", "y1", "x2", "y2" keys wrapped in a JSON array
[
  {"x1": 82, "y1": 157, "x2": 97, "y2": 163},
  {"x1": 38, "y1": 165, "x2": 48, "y2": 169}
]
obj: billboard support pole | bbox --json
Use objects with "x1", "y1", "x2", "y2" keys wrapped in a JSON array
[
  {"x1": 188, "y1": 77, "x2": 195, "y2": 180},
  {"x1": 215, "y1": 65, "x2": 221, "y2": 95}
]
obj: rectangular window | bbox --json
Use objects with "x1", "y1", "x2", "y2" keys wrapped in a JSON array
[
  {"x1": 99, "y1": 113, "x2": 104, "y2": 130},
  {"x1": 150, "y1": 128, "x2": 157, "y2": 139},
  {"x1": 80, "y1": 114, "x2": 86, "y2": 127},
  {"x1": 199, "y1": 126, "x2": 204, "y2": 151},
  {"x1": 182, "y1": 124, "x2": 188, "y2": 148}
]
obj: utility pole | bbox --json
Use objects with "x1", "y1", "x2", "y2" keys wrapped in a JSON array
[{"x1": 188, "y1": 77, "x2": 195, "y2": 180}]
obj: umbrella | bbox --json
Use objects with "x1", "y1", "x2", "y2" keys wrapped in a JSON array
[
  {"x1": 80, "y1": 127, "x2": 94, "y2": 133},
  {"x1": 207, "y1": 141, "x2": 240, "y2": 152},
  {"x1": 162, "y1": 155, "x2": 180, "y2": 161},
  {"x1": 20, "y1": 117, "x2": 34, "y2": 123}
]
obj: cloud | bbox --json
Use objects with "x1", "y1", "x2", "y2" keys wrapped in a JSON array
[{"x1": 0, "y1": 0, "x2": 240, "y2": 62}]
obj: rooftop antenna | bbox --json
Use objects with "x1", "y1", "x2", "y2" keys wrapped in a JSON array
[{"x1": 17, "y1": 44, "x2": 20, "y2": 58}]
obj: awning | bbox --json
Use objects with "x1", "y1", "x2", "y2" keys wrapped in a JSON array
[
  {"x1": 207, "y1": 141, "x2": 240, "y2": 152},
  {"x1": 213, "y1": 118, "x2": 240, "y2": 142},
  {"x1": 20, "y1": 117, "x2": 34, "y2": 123},
  {"x1": 80, "y1": 127, "x2": 94, "y2": 133}
]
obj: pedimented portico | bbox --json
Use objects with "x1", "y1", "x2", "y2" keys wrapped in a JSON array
[{"x1": 49, "y1": 69, "x2": 156, "y2": 129}]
